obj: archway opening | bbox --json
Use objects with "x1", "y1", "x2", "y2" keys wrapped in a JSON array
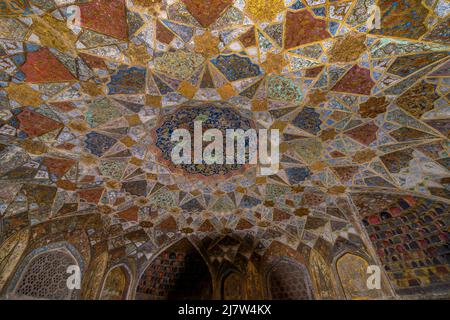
[
  {"x1": 267, "y1": 259, "x2": 314, "y2": 300},
  {"x1": 100, "y1": 266, "x2": 131, "y2": 300},
  {"x1": 136, "y1": 239, "x2": 212, "y2": 300}
]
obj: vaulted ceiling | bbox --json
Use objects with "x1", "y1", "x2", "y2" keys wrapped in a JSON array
[{"x1": 0, "y1": 0, "x2": 449, "y2": 299}]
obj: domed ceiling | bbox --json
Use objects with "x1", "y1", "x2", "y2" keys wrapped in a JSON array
[{"x1": 0, "y1": 0, "x2": 449, "y2": 300}]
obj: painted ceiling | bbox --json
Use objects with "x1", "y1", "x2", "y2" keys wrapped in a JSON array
[{"x1": 0, "y1": 0, "x2": 449, "y2": 296}]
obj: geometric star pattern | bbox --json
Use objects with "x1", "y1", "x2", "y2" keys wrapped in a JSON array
[{"x1": 0, "y1": 0, "x2": 449, "y2": 300}]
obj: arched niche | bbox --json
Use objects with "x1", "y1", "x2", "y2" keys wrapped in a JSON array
[
  {"x1": 222, "y1": 272, "x2": 243, "y2": 300},
  {"x1": 7, "y1": 242, "x2": 83, "y2": 300},
  {"x1": 266, "y1": 258, "x2": 314, "y2": 300},
  {"x1": 100, "y1": 265, "x2": 131, "y2": 300},
  {"x1": 135, "y1": 238, "x2": 213, "y2": 300},
  {"x1": 336, "y1": 252, "x2": 382, "y2": 300}
]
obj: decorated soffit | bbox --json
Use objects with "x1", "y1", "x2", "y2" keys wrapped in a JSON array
[{"x1": 0, "y1": 0, "x2": 449, "y2": 261}]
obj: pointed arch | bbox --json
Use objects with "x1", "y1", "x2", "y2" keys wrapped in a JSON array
[
  {"x1": 6, "y1": 242, "x2": 84, "y2": 300},
  {"x1": 335, "y1": 252, "x2": 383, "y2": 300},
  {"x1": 135, "y1": 238, "x2": 213, "y2": 300},
  {"x1": 100, "y1": 264, "x2": 132, "y2": 300},
  {"x1": 266, "y1": 257, "x2": 314, "y2": 300}
]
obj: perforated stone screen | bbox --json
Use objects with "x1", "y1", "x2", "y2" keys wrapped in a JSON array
[{"x1": 15, "y1": 250, "x2": 78, "y2": 300}]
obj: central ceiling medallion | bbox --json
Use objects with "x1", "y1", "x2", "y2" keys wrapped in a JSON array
[{"x1": 152, "y1": 103, "x2": 255, "y2": 178}]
